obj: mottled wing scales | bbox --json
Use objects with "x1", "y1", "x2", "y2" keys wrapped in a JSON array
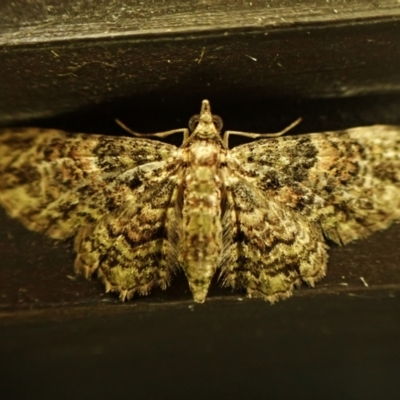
[
  {"x1": 74, "y1": 162, "x2": 182, "y2": 300},
  {"x1": 219, "y1": 177, "x2": 328, "y2": 302},
  {"x1": 0, "y1": 128, "x2": 175, "y2": 239},
  {"x1": 230, "y1": 125, "x2": 400, "y2": 245},
  {"x1": 1, "y1": 105, "x2": 400, "y2": 304},
  {"x1": 0, "y1": 128, "x2": 182, "y2": 299}
]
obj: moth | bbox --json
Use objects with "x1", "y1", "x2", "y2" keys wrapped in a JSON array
[{"x1": 0, "y1": 100, "x2": 400, "y2": 303}]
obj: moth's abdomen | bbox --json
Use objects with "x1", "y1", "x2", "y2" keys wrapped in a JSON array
[{"x1": 180, "y1": 142, "x2": 225, "y2": 302}]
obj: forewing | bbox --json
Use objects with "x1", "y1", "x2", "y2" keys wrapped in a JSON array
[
  {"x1": 0, "y1": 128, "x2": 175, "y2": 239},
  {"x1": 229, "y1": 125, "x2": 400, "y2": 244},
  {"x1": 219, "y1": 176, "x2": 328, "y2": 302}
]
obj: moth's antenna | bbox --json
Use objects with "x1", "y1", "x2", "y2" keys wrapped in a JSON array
[
  {"x1": 115, "y1": 119, "x2": 189, "y2": 140},
  {"x1": 223, "y1": 117, "x2": 302, "y2": 147},
  {"x1": 115, "y1": 119, "x2": 141, "y2": 136}
]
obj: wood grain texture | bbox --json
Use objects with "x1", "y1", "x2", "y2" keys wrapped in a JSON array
[{"x1": 1, "y1": 1, "x2": 400, "y2": 123}]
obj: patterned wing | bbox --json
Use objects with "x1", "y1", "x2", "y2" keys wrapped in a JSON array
[
  {"x1": 229, "y1": 125, "x2": 400, "y2": 245},
  {"x1": 218, "y1": 176, "x2": 328, "y2": 302},
  {"x1": 73, "y1": 162, "x2": 182, "y2": 300},
  {"x1": 0, "y1": 128, "x2": 176, "y2": 239}
]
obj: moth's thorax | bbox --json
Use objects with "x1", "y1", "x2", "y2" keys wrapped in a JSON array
[
  {"x1": 184, "y1": 141, "x2": 224, "y2": 202},
  {"x1": 186, "y1": 139, "x2": 226, "y2": 166}
]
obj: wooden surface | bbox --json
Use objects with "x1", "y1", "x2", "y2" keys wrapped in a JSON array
[
  {"x1": 1, "y1": 293, "x2": 400, "y2": 400},
  {"x1": 1, "y1": 0, "x2": 400, "y2": 123},
  {"x1": 1, "y1": 1, "x2": 400, "y2": 399}
]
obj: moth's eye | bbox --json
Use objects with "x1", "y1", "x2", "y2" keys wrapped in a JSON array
[
  {"x1": 188, "y1": 114, "x2": 200, "y2": 131},
  {"x1": 212, "y1": 115, "x2": 223, "y2": 131}
]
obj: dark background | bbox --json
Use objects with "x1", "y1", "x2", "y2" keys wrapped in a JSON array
[{"x1": 1, "y1": 1, "x2": 400, "y2": 399}]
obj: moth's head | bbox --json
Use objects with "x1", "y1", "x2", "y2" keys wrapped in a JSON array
[{"x1": 188, "y1": 100, "x2": 223, "y2": 140}]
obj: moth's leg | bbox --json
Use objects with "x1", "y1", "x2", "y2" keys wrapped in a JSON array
[
  {"x1": 115, "y1": 119, "x2": 190, "y2": 142},
  {"x1": 223, "y1": 117, "x2": 302, "y2": 147}
]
